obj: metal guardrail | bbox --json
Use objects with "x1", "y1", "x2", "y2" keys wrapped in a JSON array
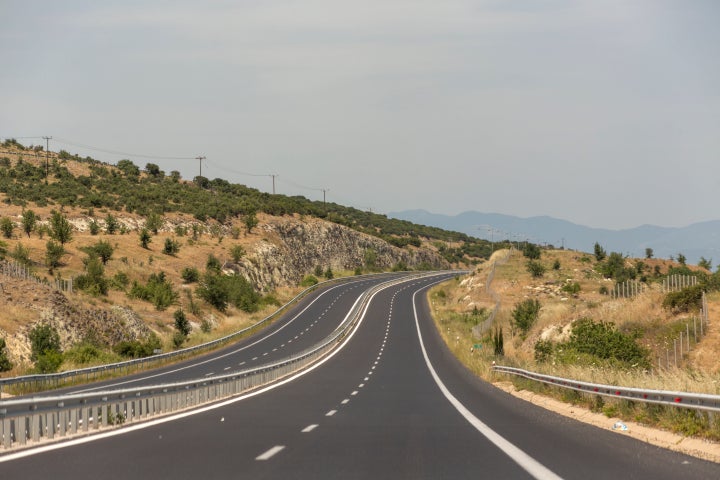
[
  {"x1": 0, "y1": 272, "x2": 398, "y2": 395},
  {"x1": 492, "y1": 365, "x2": 720, "y2": 413},
  {"x1": 0, "y1": 273, "x2": 438, "y2": 451}
]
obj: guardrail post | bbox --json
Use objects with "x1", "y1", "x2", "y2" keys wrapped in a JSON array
[{"x1": 2, "y1": 417, "x2": 11, "y2": 448}]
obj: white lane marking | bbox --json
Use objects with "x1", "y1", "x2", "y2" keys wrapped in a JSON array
[
  {"x1": 326, "y1": 410, "x2": 337, "y2": 416},
  {"x1": 273, "y1": 348, "x2": 278, "y2": 352},
  {"x1": 359, "y1": 383, "x2": 365, "y2": 388},
  {"x1": 263, "y1": 352, "x2": 269, "y2": 356},
  {"x1": 411, "y1": 286, "x2": 562, "y2": 480},
  {"x1": 256, "y1": 445, "x2": 285, "y2": 461},
  {"x1": 351, "y1": 391, "x2": 358, "y2": 396},
  {"x1": 204, "y1": 372, "x2": 215, "y2": 376},
  {"x1": 0, "y1": 274, "x2": 449, "y2": 464},
  {"x1": 302, "y1": 424, "x2": 319, "y2": 433},
  {"x1": 252, "y1": 357, "x2": 258, "y2": 361},
  {"x1": 239, "y1": 361, "x2": 246, "y2": 366},
  {"x1": 224, "y1": 367, "x2": 231, "y2": 371},
  {"x1": 364, "y1": 377, "x2": 369, "y2": 381},
  {"x1": 341, "y1": 399, "x2": 349, "y2": 404}
]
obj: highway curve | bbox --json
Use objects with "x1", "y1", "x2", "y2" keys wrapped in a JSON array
[{"x1": 1, "y1": 273, "x2": 717, "y2": 479}]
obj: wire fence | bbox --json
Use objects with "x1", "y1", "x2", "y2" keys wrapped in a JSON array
[
  {"x1": 662, "y1": 274, "x2": 698, "y2": 293},
  {"x1": 657, "y1": 292, "x2": 710, "y2": 370},
  {"x1": 0, "y1": 260, "x2": 73, "y2": 294},
  {"x1": 473, "y1": 249, "x2": 512, "y2": 337}
]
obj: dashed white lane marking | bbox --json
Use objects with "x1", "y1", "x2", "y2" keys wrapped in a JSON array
[
  {"x1": 364, "y1": 377, "x2": 369, "y2": 381},
  {"x1": 326, "y1": 410, "x2": 337, "y2": 417},
  {"x1": 263, "y1": 352, "x2": 269, "y2": 356},
  {"x1": 359, "y1": 383, "x2": 365, "y2": 388},
  {"x1": 252, "y1": 357, "x2": 258, "y2": 361},
  {"x1": 302, "y1": 424, "x2": 319, "y2": 433},
  {"x1": 273, "y1": 348, "x2": 278, "y2": 352},
  {"x1": 224, "y1": 367, "x2": 231, "y2": 371},
  {"x1": 256, "y1": 445, "x2": 285, "y2": 461},
  {"x1": 239, "y1": 361, "x2": 246, "y2": 366},
  {"x1": 341, "y1": 399, "x2": 349, "y2": 404},
  {"x1": 205, "y1": 372, "x2": 215, "y2": 376},
  {"x1": 351, "y1": 391, "x2": 359, "y2": 396}
]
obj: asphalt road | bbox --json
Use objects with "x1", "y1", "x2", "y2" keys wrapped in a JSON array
[{"x1": 1, "y1": 274, "x2": 717, "y2": 479}]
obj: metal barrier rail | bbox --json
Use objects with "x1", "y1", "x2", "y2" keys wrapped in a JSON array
[
  {"x1": 0, "y1": 272, "x2": 399, "y2": 395},
  {"x1": 0, "y1": 273, "x2": 437, "y2": 451},
  {"x1": 492, "y1": 365, "x2": 720, "y2": 412}
]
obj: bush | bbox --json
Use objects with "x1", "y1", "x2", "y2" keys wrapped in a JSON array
[
  {"x1": 564, "y1": 318, "x2": 650, "y2": 368},
  {"x1": 129, "y1": 272, "x2": 178, "y2": 310},
  {"x1": 163, "y1": 238, "x2": 180, "y2": 256},
  {"x1": 139, "y1": 228, "x2": 152, "y2": 249},
  {"x1": 0, "y1": 217, "x2": 14, "y2": 238},
  {"x1": 522, "y1": 243, "x2": 541, "y2": 259},
  {"x1": 561, "y1": 282, "x2": 581, "y2": 295},
  {"x1": 75, "y1": 257, "x2": 109, "y2": 296},
  {"x1": 526, "y1": 260, "x2": 546, "y2": 278},
  {"x1": 174, "y1": 309, "x2": 191, "y2": 337},
  {"x1": 662, "y1": 284, "x2": 704, "y2": 313},
  {"x1": 196, "y1": 272, "x2": 260, "y2": 313},
  {"x1": 300, "y1": 275, "x2": 318, "y2": 287},
  {"x1": 181, "y1": 266, "x2": 200, "y2": 283},
  {"x1": 45, "y1": 239, "x2": 66, "y2": 270},
  {"x1": 113, "y1": 334, "x2": 162, "y2": 358},
  {"x1": 534, "y1": 339, "x2": 553, "y2": 363},
  {"x1": 230, "y1": 244, "x2": 245, "y2": 262},
  {"x1": 511, "y1": 299, "x2": 541, "y2": 337},
  {"x1": 35, "y1": 350, "x2": 63, "y2": 373},
  {"x1": 29, "y1": 323, "x2": 62, "y2": 362}
]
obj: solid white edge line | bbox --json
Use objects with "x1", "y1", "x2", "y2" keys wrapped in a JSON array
[
  {"x1": 0, "y1": 274, "x2": 425, "y2": 463},
  {"x1": 256, "y1": 445, "x2": 285, "y2": 461},
  {"x1": 412, "y1": 285, "x2": 563, "y2": 480}
]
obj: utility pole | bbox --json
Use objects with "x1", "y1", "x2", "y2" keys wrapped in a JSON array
[
  {"x1": 269, "y1": 174, "x2": 278, "y2": 195},
  {"x1": 195, "y1": 156, "x2": 205, "y2": 178},
  {"x1": 321, "y1": 188, "x2": 329, "y2": 205},
  {"x1": 42, "y1": 136, "x2": 52, "y2": 184}
]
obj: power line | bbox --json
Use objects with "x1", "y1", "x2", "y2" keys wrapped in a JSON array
[{"x1": 53, "y1": 137, "x2": 197, "y2": 160}]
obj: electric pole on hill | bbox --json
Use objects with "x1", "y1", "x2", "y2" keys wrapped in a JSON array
[
  {"x1": 269, "y1": 174, "x2": 278, "y2": 194},
  {"x1": 195, "y1": 156, "x2": 205, "y2": 179},
  {"x1": 321, "y1": 188, "x2": 329, "y2": 205},
  {"x1": 42, "y1": 136, "x2": 52, "y2": 184}
]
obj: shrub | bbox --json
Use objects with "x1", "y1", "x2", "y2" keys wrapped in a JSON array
[
  {"x1": 552, "y1": 259, "x2": 561, "y2": 270},
  {"x1": 522, "y1": 243, "x2": 541, "y2": 259},
  {"x1": 146, "y1": 213, "x2": 164, "y2": 234},
  {"x1": 105, "y1": 213, "x2": 119, "y2": 234},
  {"x1": 593, "y1": 242, "x2": 606, "y2": 261},
  {"x1": 493, "y1": 327, "x2": 504, "y2": 356},
  {"x1": 526, "y1": 260, "x2": 545, "y2": 278},
  {"x1": 29, "y1": 323, "x2": 62, "y2": 362},
  {"x1": 0, "y1": 217, "x2": 13, "y2": 238},
  {"x1": 196, "y1": 272, "x2": 260, "y2": 313},
  {"x1": 564, "y1": 317, "x2": 650, "y2": 368},
  {"x1": 181, "y1": 266, "x2": 200, "y2": 283},
  {"x1": 534, "y1": 339, "x2": 553, "y2": 363},
  {"x1": 45, "y1": 240, "x2": 66, "y2": 270},
  {"x1": 561, "y1": 282, "x2": 581, "y2": 295},
  {"x1": 88, "y1": 219, "x2": 101, "y2": 235},
  {"x1": 662, "y1": 284, "x2": 704, "y2": 313},
  {"x1": 85, "y1": 239, "x2": 114, "y2": 265},
  {"x1": 163, "y1": 238, "x2": 180, "y2": 256},
  {"x1": 511, "y1": 299, "x2": 541, "y2": 337},
  {"x1": 11, "y1": 243, "x2": 31, "y2": 266},
  {"x1": 113, "y1": 334, "x2": 161, "y2": 358},
  {"x1": 230, "y1": 245, "x2": 245, "y2": 263},
  {"x1": 300, "y1": 275, "x2": 318, "y2": 287},
  {"x1": 49, "y1": 210, "x2": 73, "y2": 245},
  {"x1": 21, "y1": 209, "x2": 36, "y2": 238},
  {"x1": 75, "y1": 257, "x2": 109, "y2": 296},
  {"x1": 139, "y1": 228, "x2": 152, "y2": 249},
  {"x1": 206, "y1": 254, "x2": 222, "y2": 273},
  {"x1": 129, "y1": 272, "x2": 178, "y2": 310}
]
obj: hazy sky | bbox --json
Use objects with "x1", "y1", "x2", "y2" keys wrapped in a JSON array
[{"x1": 1, "y1": 1, "x2": 718, "y2": 230}]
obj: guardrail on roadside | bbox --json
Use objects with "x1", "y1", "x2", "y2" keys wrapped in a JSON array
[
  {"x1": 0, "y1": 272, "x2": 399, "y2": 396},
  {"x1": 492, "y1": 365, "x2": 720, "y2": 412},
  {"x1": 0, "y1": 273, "x2": 445, "y2": 451}
]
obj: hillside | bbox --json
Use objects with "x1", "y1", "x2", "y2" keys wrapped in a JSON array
[{"x1": 0, "y1": 140, "x2": 484, "y2": 375}]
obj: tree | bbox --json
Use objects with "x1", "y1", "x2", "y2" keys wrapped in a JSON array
[
  {"x1": 645, "y1": 247, "x2": 654, "y2": 259},
  {"x1": 174, "y1": 309, "x2": 191, "y2": 337},
  {"x1": 244, "y1": 211, "x2": 259, "y2": 234},
  {"x1": 145, "y1": 213, "x2": 163, "y2": 234},
  {"x1": 45, "y1": 240, "x2": 66, "y2": 270},
  {"x1": 86, "y1": 240, "x2": 114, "y2": 265},
  {"x1": 117, "y1": 159, "x2": 140, "y2": 178},
  {"x1": 0, "y1": 217, "x2": 13, "y2": 239},
  {"x1": 139, "y1": 228, "x2": 152, "y2": 249},
  {"x1": 677, "y1": 253, "x2": 687, "y2": 265},
  {"x1": 511, "y1": 299, "x2": 541, "y2": 337},
  {"x1": 493, "y1": 327, "x2": 504, "y2": 356},
  {"x1": 206, "y1": 254, "x2": 222, "y2": 273},
  {"x1": 21, "y1": 209, "x2": 37, "y2": 238},
  {"x1": 0, "y1": 337, "x2": 13, "y2": 372},
  {"x1": 49, "y1": 210, "x2": 73, "y2": 245},
  {"x1": 324, "y1": 266, "x2": 334, "y2": 279},
  {"x1": 698, "y1": 257, "x2": 713, "y2": 271},
  {"x1": 145, "y1": 163, "x2": 162, "y2": 178},
  {"x1": 75, "y1": 256, "x2": 109, "y2": 296},
  {"x1": 105, "y1": 213, "x2": 119, "y2": 234},
  {"x1": 593, "y1": 242, "x2": 606, "y2": 261}
]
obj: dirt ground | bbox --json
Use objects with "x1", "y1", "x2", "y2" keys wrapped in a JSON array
[{"x1": 495, "y1": 381, "x2": 720, "y2": 463}]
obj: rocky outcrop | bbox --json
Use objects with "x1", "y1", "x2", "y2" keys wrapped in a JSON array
[
  {"x1": 230, "y1": 217, "x2": 449, "y2": 290},
  {"x1": 0, "y1": 277, "x2": 152, "y2": 365}
]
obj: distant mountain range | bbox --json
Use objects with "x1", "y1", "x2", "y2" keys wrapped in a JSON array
[{"x1": 388, "y1": 210, "x2": 720, "y2": 266}]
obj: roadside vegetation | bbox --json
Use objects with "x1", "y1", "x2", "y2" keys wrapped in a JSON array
[{"x1": 430, "y1": 246, "x2": 720, "y2": 442}]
